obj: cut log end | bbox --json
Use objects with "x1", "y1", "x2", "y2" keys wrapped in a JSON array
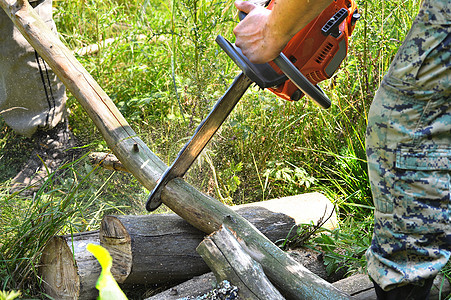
[
  {"x1": 99, "y1": 216, "x2": 132, "y2": 283},
  {"x1": 39, "y1": 232, "x2": 101, "y2": 300},
  {"x1": 40, "y1": 236, "x2": 80, "y2": 299}
]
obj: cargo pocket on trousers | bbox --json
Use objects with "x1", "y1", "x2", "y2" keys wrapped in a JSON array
[
  {"x1": 393, "y1": 146, "x2": 451, "y2": 234},
  {"x1": 385, "y1": 23, "x2": 450, "y2": 93}
]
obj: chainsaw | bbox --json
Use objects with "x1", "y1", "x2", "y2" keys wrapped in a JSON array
[{"x1": 146, "y1": 0, "x2": 360, "y2": 211}]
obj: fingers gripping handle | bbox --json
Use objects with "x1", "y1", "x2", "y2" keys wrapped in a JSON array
[{"x1": 236, "y1": 11, "x2": 331, "y2": 108}]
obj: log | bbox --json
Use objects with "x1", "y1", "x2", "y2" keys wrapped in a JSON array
[
  {"x1": 236, "y1": 192, "x2": 338, "y2": 230},
  {"x1": 144, "y1": 249, "x2": 345, "y2": 300},
  {"x1": 197, "y1": 226, "x2": 285, "y2": 299},
  {"x1": 39, "y1": 231, "x2": 100, "y2": 300},
  {"x1": 0, "y1": 2, "x2": 350, "y2": 298},
  {"x1": 332, "y1": 274, "x2": 374, "y2": 299},
  {"x1": 145, "y1": 273, "x2": 217, "y2": 300},
  {"x1": 147, "y1": 272, "x2": 451, "y2": 300},
  {"x1": 99, "y1": 204, "x2": 297, "y2": 285}
]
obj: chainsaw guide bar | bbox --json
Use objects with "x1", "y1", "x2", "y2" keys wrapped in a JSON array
[
  {"x1": 146, "y1": 73, "x2": 252, "y2": 211},
  {"x1": 146, "y1": 0, "x2": 359, "y2": 211}
]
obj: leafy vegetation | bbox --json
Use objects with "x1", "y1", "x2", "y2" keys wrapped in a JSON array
[{"x1": 1, "y1": 0, "x2": 439, "y2": 298}]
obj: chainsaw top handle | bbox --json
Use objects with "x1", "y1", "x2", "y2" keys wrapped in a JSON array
[
  {"x1": 216, "y1": 34, "x2": 331, "y2": 108},
  {"x1": 226, "y1": 0, "x2": 360, "y2": 107},
  {"x1": 230, "y1": 10, "x2": 331, "y2": 108}
]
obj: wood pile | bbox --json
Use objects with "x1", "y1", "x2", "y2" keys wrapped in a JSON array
[
  {"x1": 39, "y1": 197, "x2": 306, "y2": 299},
  {"x1": 39, "y1": 195, "x2": 451, "y2": 299}
]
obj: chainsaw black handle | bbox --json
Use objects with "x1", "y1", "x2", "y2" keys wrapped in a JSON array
[
  {"x1": 236, "y1": 11, "x2": 331, "y2": 108},
  {"x1": 273, "y1": 54, "x2": 331, "y2": 108},
  {"x1": 238, "y1": 10, "x2": 247, "y2": 21}
]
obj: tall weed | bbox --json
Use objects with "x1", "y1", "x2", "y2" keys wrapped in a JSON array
[{"x1": 0, "y1": 155, "x2": 134, "y2": 295}]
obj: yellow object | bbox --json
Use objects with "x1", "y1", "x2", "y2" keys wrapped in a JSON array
[
  {"x1": 0, "y1": 290, "x2": 21, "y2": 300},
  {"x1": 86, "y1": 244, "x2": 128, "y2": 300}
]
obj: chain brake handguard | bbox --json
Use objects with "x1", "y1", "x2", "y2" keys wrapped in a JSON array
[{"x1": 216, "y1": 35, "x2": 287, "y2": 89}]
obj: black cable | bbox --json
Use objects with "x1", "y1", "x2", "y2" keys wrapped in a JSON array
[{"x1": 34, "y1": 50, "x2": 56, "y2": 128}]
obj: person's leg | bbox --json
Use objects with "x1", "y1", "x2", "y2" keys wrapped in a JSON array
[
  {"x1": 0, "y1": 0, "x2": 67, "y2": 137},
  {"x1": 372, "y1": 277, "x2": 436, "y2": 300},
  {"x1": 365, "y1": 0, "x2": 451, "y2": 297},
  {"x1": 0, "y1": 0, "x2": 77, "y2": 192},
  {"x1": 366, "y1": 84, "x2": 450, "y2": 296}
]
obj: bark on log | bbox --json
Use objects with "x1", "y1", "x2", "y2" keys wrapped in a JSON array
[
  {"x1": 145, "y1": 273, "x2": 217, "y2": 300},
  {"x1": 0, "y1": 2, "x2": 350, "y2": 299},
  {"x1": 39, "y1": 232, "x2": 100, "y2": 300},
  {"x1": 197, "y1": 226, "x2": 285, "y2": 300},
  {"x1": 99, "y1": 205, "x2": 296, "y2": 285}
]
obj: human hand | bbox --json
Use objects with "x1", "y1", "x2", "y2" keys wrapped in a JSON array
[{"x1": 233, "y1": 1, "x2": 289, "y2": 64}]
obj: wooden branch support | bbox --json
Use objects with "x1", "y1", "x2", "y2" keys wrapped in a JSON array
[
  {"x1": 89, "y1": 152, "x2": 128, "y2": 172},
  {"x1": 73, "y1": 34, "x2": 151, "y2": 56},
  {"x1": 39, "y1": 232, "x2": 100, "y2": 300},
  {"x1": 0, "y1": 2, "x2": 350, "y2": 299},
  {"x1": 99, "y1": 205, "x2": 297, "y2": 285},
  {"x1": 197, "y1": 226, "x2": 285, "y2": 300}
]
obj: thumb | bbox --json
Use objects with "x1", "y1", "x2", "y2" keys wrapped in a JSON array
[{"x1": 234, "y1": 0, "x2": 257, "y2": 14}]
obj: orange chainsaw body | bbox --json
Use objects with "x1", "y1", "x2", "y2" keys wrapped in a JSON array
[{"x1": 267, "y1": 0, "x2": 359, "y2": 101}]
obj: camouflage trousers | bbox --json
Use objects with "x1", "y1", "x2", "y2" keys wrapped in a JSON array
[
  {"x1": 0, "y1": 0, "x2": 66, "y2": 137},
  {"x1": 365, "y1": 0, "x2": 451, "y2": 291}
]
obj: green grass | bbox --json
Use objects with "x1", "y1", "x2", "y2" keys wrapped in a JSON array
[{"x1": 0, "y1": 0, "x2": 431, "y2": 297}]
